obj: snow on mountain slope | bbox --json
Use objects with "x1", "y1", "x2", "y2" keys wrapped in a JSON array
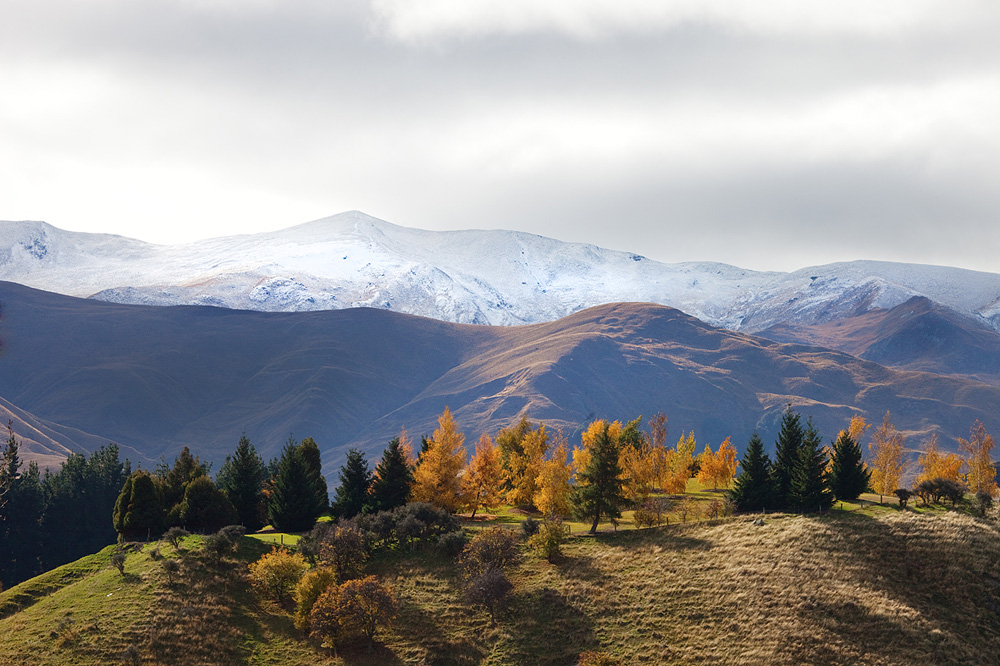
[{"x1": 2, "y1": 211, "x2": 1000, "y2": 332}]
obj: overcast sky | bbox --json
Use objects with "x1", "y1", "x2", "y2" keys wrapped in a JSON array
[{"x1": 3, "y1": 1, "x2": 1000, "y2": 272}]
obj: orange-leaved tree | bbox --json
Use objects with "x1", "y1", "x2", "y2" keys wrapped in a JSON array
[
  {"x1": 462, "y1": 432, "x2": 503, "y2": 519},
  {"x1": 534, "y1": 432, "x2": 573, "y2": 518},
  {"x1": 696, "y1": 437, "x2": 739, "y2": 491},
  {"x1": 504, "y1": 425, "x2": 549, "y2": 508},
  {"x1": 412, "y1": 407, "x2": 466, "y2": 512},
  {"x1": 868, "y1": 411, "x2": 906, "y2": 501},
  {"x1": 916, "y1": 433, "x2": 964, "y2": 485},
  {"x1": 959, "y1": 420, "x2": 999, "y2": 497}
]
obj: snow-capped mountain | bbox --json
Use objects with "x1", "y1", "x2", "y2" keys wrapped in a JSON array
[{"x1": 3, "y1": 210, "x2": 1000, "y2": 333}]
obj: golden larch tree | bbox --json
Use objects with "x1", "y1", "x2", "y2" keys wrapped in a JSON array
[
  {"x1": 398, "y1": 427, "x2": 417, "y2": 469},
  {"x1": 959, "y1": 420, "x2": 999, "y2": 497},
  {"x1": 868, "y1": 411, "x2": 906, "y2": 501},
  {"x1": 916, "y1": 433, "x2": 964, "y2": 485},
  {"x1": 412, "y1": 407, "x2": 466, "y2": 512},
  {"x1": 534, "y1": 432, "x2": 573, "y2": 518},
  {"x1": 462, "y1": 432, "x2": 503, "y2": 519},
  {"x1": 505, "y1": 425, "x2": 549, "y2": 507},
  {"x1": 696, "y1": 437, "x2": 739, "y2": 491},
  {"x1": 659, "y1": 431, "x2": 696, "y2": 494}
]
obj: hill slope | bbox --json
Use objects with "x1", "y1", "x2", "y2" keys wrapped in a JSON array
[
  {"x1": 1, "y1": 281, "x2": 999, "y2": 473},
  {"x1": 1, "y1": 511, "x2": 998, "y2": 665}
]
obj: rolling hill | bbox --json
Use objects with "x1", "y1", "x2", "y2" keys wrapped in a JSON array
[{"x1": 1, "y1": 281, "x2": 997, "y2": 474}]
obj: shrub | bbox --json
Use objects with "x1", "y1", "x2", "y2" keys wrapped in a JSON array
[
  {"x1": 975, "y1": 490, "x2": 994, "y2": 517},
  {"x1": 464, "y1": 567, "x2": 512, "y2": 624},
  {"x1": 528, "y1": 518, "x2": 566, "y2": 563},
  {"x1": 894, "y1": 488, "x2": 913, "y2": 509},
  {"x1": 633, "y1": 497, "x2": 670, "y2": 528},
  {"x1": 310, "y1": 575, "x2": 398, "y2": 650},
  {"x1": 162, "y1": 558, "x2": 180, "y2": 585},
  {"x1": 460, "y1": 527, "x2": 522, "y2": 579},
  {"x1": 294, "y1": 568, "x2": 338, "y2": 632},
  {"x1": 248, "y1": 547, "x2": 308, "y2": 601},
  {"x1": 437, "y1": 530, "x2": 467, "y2": 558},
  {"x1": 163, "y1": 526, "x2": 190, "y2": 551},
  {"x1": 521, "y1": 516, "x2": 540, "y2": 538},
  {"x1": 121, "y1": 644, "x2": 141, "y2": 666},
  {"x1": 111, "y1": 550, "x2": 127, "y2": 577},
  {"x1": 318, "y1": 525, "x2": 368, "y2": 582}
]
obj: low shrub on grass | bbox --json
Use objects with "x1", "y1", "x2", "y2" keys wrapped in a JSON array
[{"x1": 248, "y1": 547, "x2": 308, "y2": 602}]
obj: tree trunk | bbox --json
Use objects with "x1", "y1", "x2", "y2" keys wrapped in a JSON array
[{"x1": 590, "y1": 514, "x2": 600, "y2": 534}]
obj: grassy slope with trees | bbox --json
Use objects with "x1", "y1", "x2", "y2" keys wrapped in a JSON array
[{"x1": 1, "y1": 505, "x2": 998, "y2": 666}]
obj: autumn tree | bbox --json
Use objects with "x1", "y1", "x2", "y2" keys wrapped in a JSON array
[
  {"x1": 504, "y1": 425, "x2": 549, "y2": 508},
  {"x1": 696, "y1": 437, "x2": 739, "y2": 491},
  {"x1": 620, "y1": 417, "x2": 658, "y2": 501},
  {"x1": 332, "y1": 449, "x2": 372, "y2": 519},
  {"x1": 571, "y1": 422, "x2": 627, "y2": 534},
  {"x1": 412, "y1": 407, "x2": 466, "y2": 512},
  {"x1": 462, "y1": 433, "x2": 503, "y2": 519},
  {"x1": 310, "y1": 576, "x2": 398, "y2": 650},
  {"x1": 496, "y1": 418, "x2": 535, "y2": 495},
  {"x1": 868, "y1": 411, "x2": 907, "y2": 502},
  {"x1": 248, "y1": 546, "x2": 308, "y2": 601},
  {"x1": 370, "y1": 437, "x2": 414, "y2": 513},
  {"x1": 534, "y1": 432, "x2": 573, "y2": 518},
  {"x1": 829, "y1": 430, "x2": 870, "y2": 501},
  {"x1": 959, "y1": 420, "x2": 998, "y2": 497},
  {"x1": 216, "y1": 434, "x2": 268, "y2": 532},
  {"x1": 916, "y1": 434, "x2": 964, "y2": 486},
  {"x1": 728, "y1": 433, "x2": 774, "y2": 513}
]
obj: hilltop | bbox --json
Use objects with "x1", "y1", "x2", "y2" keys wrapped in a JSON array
[{"x1": 1, "y1": 509, "x2": 998, "y2": 665}]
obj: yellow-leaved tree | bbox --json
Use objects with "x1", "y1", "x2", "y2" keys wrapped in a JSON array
[
  {"x1": 696, "y1": 437, "x2": 739, "y2": 491},
  {"x1": 959, "y1": 420, "x2": 999, "y2": 497},
  {"x1": 462, "y1": 432, "x2": 503, "y2": 519},
  {"x1": 659, "y1": 431, "x2": 696, "y2": 494},
  {"x1": 412, "y1": 407, "x2": 466, "y2": 512},
  {"x1": 916, "y1": 433, "x2": 964, "y2": 485},
  {"x1": 398, "y1": 426, "x2": 417, "y2": 469},
  {"x1": 868, "y1": 411, "x2": 906, "y2": 501},
  {"x1": 505, "y1": 425, "x2": 549, "y2": 508},
  {"x1": 619, "y1": 417, "x2": 657, "y2": 502},
  {"x1": 534, "y1": 432, "x2": 573, "y2": 518}
]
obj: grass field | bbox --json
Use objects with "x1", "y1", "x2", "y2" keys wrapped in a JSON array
[{"x1": 2, "y1": 498, "x2": 998, "y2": 666}]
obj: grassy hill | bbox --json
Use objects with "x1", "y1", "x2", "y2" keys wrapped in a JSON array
[{"x1": 2, "y1": 508, "x2": 999, "y2": 665}]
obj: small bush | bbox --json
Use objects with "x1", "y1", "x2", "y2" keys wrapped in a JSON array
[
  {"x1": 521, "y1": 516, "x2": 540, "y2": 538},
  {"x1": 149, "y1": 546, "x2": 162, "y2": 561},
  {"x1": 162, "y1": 558, "x2": 180, "y2": 585},
  {"x1": 163, "y1": 527, "x2": 190, "y2": 551},
  {"x1": 319, "y1": 525, "x2": 368, "y2": 582},
  {"x1": 894, "y1": 488, "x2": 913, "y2": 509},
  {"x1": 633, "y1": 497, "x2": 670, "y2": 528},
  {"x1": 464, "y1": 567, "x2": 512, "y2": 624},
  {"x1": 437, "y1": 530, "x2": 467, "y2": 558},
  {"x1": 975, "y1": 490, "x2": 994, "y2": 517},
  {"x1": 111, "y1": 550, "x2": 127, "y2": 577},
  {"x1": 294, "y1": 568, "x2": 338, "y2": 632},
  {"x1": 460, "y1": 527, "x2": 522, "y2": 579},
  {"x1": 248, "y1": 547, "x2": 308, "y2": 601},
  {"x1": 121, "y1": 644, "x2": 141, "y2": 666},
  {"x1": 310, "y1": 575, "x2": 398, "y2": 649},
  {"x1": 529, "y1": 518, "x2": 566, "y2": 563}
]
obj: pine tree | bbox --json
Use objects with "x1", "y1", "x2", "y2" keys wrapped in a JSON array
[
  {"x1": 571, "y1": 422, "x2": 627, "y2": 534},
  {"x1": 161, "y1": 446, "x2": 208, "y2": 525},
  {"x1": 370, "y1": 437, "x2": 414, "y2": 513},
  {"x1": 217, "y1": 434, "x2": 268, "y2": 531},
  {"x1": 299, "y1": 437, "x2": 329, "y2": 515},
  {"x1": 179, "y1": 476, "x2": 238, "y2": 533},
  {"x1": 789, "y1": 423, "x2": 834, "y2": 513},
  {"x1": 829, "y1": 430, "x2": 870, "y2": 501},
  {"x1": 772, "y1": 408, "x2": 805, "y2": 510},
  {"x1": 332, "y1": 449, "x2": 373, "y2": 519},
  {"x1": 728, "y1": 433, "x2": 774, "y2": 513},
  {"x1": 268, "y1": 438, "x2": 325, "y2": 532},
  {"x1": 412, "y1": 407, "x2": 467, "y2": 512}
]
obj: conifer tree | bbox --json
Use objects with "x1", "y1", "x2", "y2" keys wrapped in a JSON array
[
  {"x1": 217, "y1": 434, "x2": 268, "y2": 531},
  {"x1": 113, "y1": 470, "x2": 164, "y2": 540},
  {"x1": 370, "y1": 437, "x2": 414, "y2": 513},
  {"x1": 299, "y1": 437, "x2": 329, "y2": 514},
  {"x1": 160, "y1": 446, "x2": 208, "y2": 525},
  {"x1": 571, "y1": 422, "x2": 627, "y2": 534},
  {"x1": 463, "y1": 433, "x2": 503, "y2": 519},
  {"x1": 332, "y1": 449, "x2": 373, "y2": 519},
  {"x1": 268, "y1": 438, "x2": 325, "y2": 532},
  {"x1": 412, "y1": 407, "x2": 467, "y2": 512},
  {"x1": 179, "y1": 476, "x2": 238, "y2": 533},
  {"x1": 772, "y1": 408, "x2": 805, "y2": 510},
  {"x1": 829, "y1": 430, "x2": 870, "y2": 501},
  {"x1": 789, "y1": 422, "x2": 834, "y2": 513},
  {"x1": 728, "y1": 433, "x2": 774, "y2": 513}
]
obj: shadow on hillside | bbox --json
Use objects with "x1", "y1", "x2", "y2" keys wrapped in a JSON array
[
  {"x1": 502, "y1": 587, "x2": 598, "y2": 665},
  {"x1": 393, "y1": 596, "x2": 487, "y2": 666},
  {"x1": 338, "y1": 642, "x2": 406, "y2": 665}
]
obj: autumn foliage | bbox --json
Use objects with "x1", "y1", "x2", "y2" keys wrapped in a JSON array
[{"x1": 412, "y1": 407, "x2": 466, "y2": 512}]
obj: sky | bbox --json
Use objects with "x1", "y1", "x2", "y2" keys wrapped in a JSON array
[{"x1": 3, "y1": 0, "x2": 1000, "y2": 272}]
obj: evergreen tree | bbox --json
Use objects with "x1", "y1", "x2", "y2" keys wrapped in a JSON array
[
  {"x1": 728, "y1": 433, "x2": 774, "y2": 513},
  {"x1": 217, "y1": 434, "x2": 268, "y2": 531},
  {"x1": 772, "y1": 408, "x2": 805, "y2": 510},
  {"x1": 268, "y1": 438, "x2": 324, "y2": 532},
  {"x1": 160, "y1": 446, "x2": 208, "y2": 525},
  {"x1": 113, "y1": 470, "x2": 165, "y2": 540},
  {"x1": 0, "y1": 458, "x2": 45, "y2": 589},
  {"x1": 571, "y1": 423, "x2": 627, "y2": 534},
  {"x1": 829, "y1": 430, "x2": 870, "y2": 501},
  {"x1": 332, "y1": 449, "x2": 373, "y2": 519},
  {"x1": 789, "y1": 422, "x2": 834, "y2": 513},
  {"x1": 299, "y1": 437, "x2": 329, "y2": 514},
  {"x1": 370, "y1": 437, "x2": 414, "y2": 513},
  {"x1": 179, "y1": 476, "x2": 239, "y2": 533}
]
